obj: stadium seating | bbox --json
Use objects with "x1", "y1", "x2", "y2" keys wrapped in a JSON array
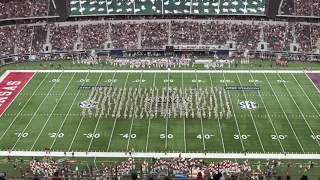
[{"x1": 1, "y1": 20, "x2": 320, "y2": 55}]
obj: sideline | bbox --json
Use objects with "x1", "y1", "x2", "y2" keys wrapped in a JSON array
[
  {"x1": 1, "y1": 151, "x2": 319, "y2": 159},
  {"x1": 2, "y1": 70, "x2": 319, "y2": 74}
]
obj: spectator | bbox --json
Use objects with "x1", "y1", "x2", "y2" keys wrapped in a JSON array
[{"x1": 197, "y1": 172, "x2": 205, "y2": 180}]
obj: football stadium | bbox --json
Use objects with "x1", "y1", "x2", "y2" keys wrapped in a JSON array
[{"x1": 1, "y1": 0, "x2": 320, "y2": 179}]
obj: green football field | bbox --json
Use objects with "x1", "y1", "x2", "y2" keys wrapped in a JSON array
[{"x1": 0, "y1": 69, "x2": 320, "y2": 155}]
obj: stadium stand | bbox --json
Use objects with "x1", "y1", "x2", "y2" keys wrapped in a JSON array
[
  {"x1": 50, "y1": 24, "x2": 79, "y2": 51},
  {"x1": 110, "y1": 22, "x2": 140, "y2": 49},
  {"x1": 80, "y1": 23, "x2": 109, "y2": 50}
]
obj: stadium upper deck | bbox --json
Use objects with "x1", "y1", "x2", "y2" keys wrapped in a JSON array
[
  {"x1": 0, "y1": 0, "x2": 319, "y2": 20},
  {"x1": 70, "y1": 0, "x2": 266, "y2": 15}
]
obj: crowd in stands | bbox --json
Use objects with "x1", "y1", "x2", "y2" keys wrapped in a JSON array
[
  {"x1": 280, "y1": 0, "x2": 320, "y2": 16},
  {"x1": 1, "y1": 21, "x2": 320, "y2": 56},
  {"x1": 12, "y1": 155, "x2": 315, "y2": 180}
]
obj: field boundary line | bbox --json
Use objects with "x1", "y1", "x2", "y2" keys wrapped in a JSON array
[
  {"x1": 208, "y1": 73, "x2": 225, "y2": 153},
  {"x1": 235, "y1": 73, "x2": 265, "y2": 153},
  {"x1": 51, "y1": 71, "x2": 91, "y2": 149},
  {"x1": 30, "y1": 73, "x2": 76, "y2": 150},
  {"x1": 2, "y1": 151, "x2": 320, "y2": 159},
  {"x1": 0, "y1": 73, "x2": 49, "y2": 141},
  {"x1": 194, "y1": 72, "x2": 206, "y2": 151},
  {"x1": 249, "y1": 73, "x2": 285, "y2": 153},
  {"x1": 263, "y1": 73, "x2": 305, "y2": 153},
  {"x1": 106, "y1": 72, "x2": 130, "y2": 152},
  {"x1": 0, "y1": 70, "x2": 10, "y2": 83},
  {"x1": 277, "y1": 73, "x2": 320, "y2": 147},
  {"x1": 87, "y1": 70, "x2": 112, "y2": 151},
  {"x1": 6, "y1": 70, "x2": 320, "y2": 74},
  {"x1": 126, "y1": 70, "x2": 144, "y2": 151},
  {"x1": 145, "y1": 72, "x2": 157, "y2": 152},
  {"x1": 304, "y1": 73, "x2": 320, "y2": 93},
  {"x1": 221, "y1": 72, "x2": 245, "y2": 152},
  {"x1": 291, "y1": 74, "x2": 320, "y2": 117},
  {"x1": 12, "y1": 72, "x2": 64, "y2": 149}
]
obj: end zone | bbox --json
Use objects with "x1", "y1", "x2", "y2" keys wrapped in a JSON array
[{"x1": 0, "y1": 72, "x2": 35, "y2": 116}]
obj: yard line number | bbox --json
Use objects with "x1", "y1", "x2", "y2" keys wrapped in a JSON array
[
  {"x1": 311, "y1": 135, "x2": 320, "y2": 140},
  {"x1": 220, "y1": 80, "x2": 232, "y2": 83},
  {"x1": 277, "y1": 80, "x2": 288, "y2": 83},
  {"x1": 164, "y1": 79, "x2": 174, "y2": 83},
  {"x1": 133, "y1": 79, "x2": 146, "y2": 83},
  {"x1": 249, "y1": 80, "x2": 261, "y2": 83},
  {"x1": 192, "y1": 79, "x2": 204, "y2": 83},
  {"x1": 78, "y1": 79, "x2": 90, "y2": 82},
  {"x1": 48, "y1": 133, "x2": 64, "y2": 138},
  {"x1": 105, "y1": 79, "x2": 118, "y2": 83},
  {"x1": 160, "y1": 134, "x2": 173, "y2": 139},
  {"x1": 234, "y1": 134, "x2": 251, "y2": 139},
  {"x1": 14, "y1": 133, "x2": 28, "y2": 137},
  {"x1": 197, "y1": 134, "x2": 214, "y2": 139},
  {"x1": 271, "y1": 135, "x2": 288, "y2": 140},
  {"x1": 50, "y1": 79, "x2": 60, "y2": 82},
  {"x1": 84, "y1": 133, "x2": 100, "y2": 138},
  {"x1": 121, "y1": 134, "x2": 136, "y2": 139}
]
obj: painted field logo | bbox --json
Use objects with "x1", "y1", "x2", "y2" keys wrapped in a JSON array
[
  {"x1": 79, "y1": 100, "x2": 97, "y2": 109},
  {"x1": 238, "y1": 101, "x2": 259, "y2": 110}
]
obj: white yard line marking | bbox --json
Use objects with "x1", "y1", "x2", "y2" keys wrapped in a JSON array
[
  {"x1": 182, "y1": 72, "x2": 187, "y2": 153},
  {"x1": 106, "y1": 72, "x2": 130, "y2": 152},
  {"x1": 87, "y1": 71, "x2": 115, "y2": 151},
  {"x1": 221, "y1": 72, "x2": 245, "y2": 152},
  {"x1": 292, "y1": 74, "x2": 320, "y2": 117},
  {"x1": 51, "y1": 71, "x2": 91, "y2": 149},
  {"x1": 194, "y1": 71, "x2": 206, "y2": 151},
  {"x1": 126, "y1": 71, "x2": 143, "y2": 151},
  {"x1": 304, "y1": 73, "x2": 320, "y2": 93},
  {"x1": 208, "y1": 73, "x2": 225, "y2": 153},
  {"x1": 277, "y1": 73, "x2": 320, "y2": 146},
  {"x1": 11, "y1": 69, "x2": 320, "y2": 74},
  {"x1": 30, "y1": 73, "x2": 76, "y2": 150},
  {"x1": 12, "y1": 72, "x2": 64, "y2": 149},
  {"x1": 249, "y1": 73, "x2": 285, "y2": 153},
  {"x1": 145, "y1": 72, "x2": 156, "y2": 152},
  {"x1": 2, "y1": 150, "x2": 320, "y2": 159},
  {"x1": 235, "y1": 73, "x2": 265, "y2": 153},
  {"x1": 263, "y1": 73, "x2": 305, "y2": 153},
  {"x1": 0, "y1": 73, "x2": 50, "y2": 141},
  {"x1": 165, "y1": 70, "x2": 170, "y2": 151}
]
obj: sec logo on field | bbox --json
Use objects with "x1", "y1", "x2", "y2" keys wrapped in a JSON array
[
  {"x1": 238, "y1": 101, "x2": 259, "y2": 110},
  {"x1": 79, "y1": 100, "x2": 97, "y2": 109}
]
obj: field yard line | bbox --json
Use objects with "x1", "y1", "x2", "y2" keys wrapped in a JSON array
[
  {"x1": 277, "y1": 73, "x2": 320, "y2": 146},
  {"x1": 181, "y1": 72, "x2": 187, "y2": 153},
  {"x1": 304, "y1": 73, "x2": 320, "y2": 93},
  {"x1": 87, "y1": 71, "x2": 116, "y2": 151},
  {"x1": 106, "y1": 72, "x2": 130, "y2": 152},
  {"x1": 291, "y1": 73, "x2": 320, "y2": 117},
  {"x1": 11, "y1": 72, "x2": 64, "y2": 149},
  {"x1": 249, "y1": 73, "x2": 285, "y2": 153},
  {"x1": 50, "y1": 71, "x2": 91, "y2": 149},
  {"x1": 221, "y1": 72, "x2": 245, "y2": 151},
  {"x1": 126, "y1": 71, "x2": 143, "y2": 151},
  {"x1": 145, "y1": 72, "x2": 157, "y2": 152},
  {"x1": 263, "y1": 73, "x2": 305, "y2": 153},
  {"x1": 30, "y1": 73, "x2": 76, "y2": 150},
  {"x1": 208, "y1": 73, "x2": 225, "y2": 153},
  {"x1": 0, "y1": 73, "x2": 50, "y2": 141},
  {"x1": 19, "y1": 69, "x2": 319, "y2": 74},
  {"x1": 194, "y1": 71, "x2": 206, "y2": 151},
  {"x1": 235, "y1": 73, "x2": 265, "y2": 153},
  {"x1": 165, "y1": 71, "x2": 170, "y2": 150},
  {"x1": 3, "y1": 150, "x2": 320, "y2": 159}
]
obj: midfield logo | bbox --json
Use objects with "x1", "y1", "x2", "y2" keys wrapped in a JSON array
[
  {"x1": 238, "y1": 101, "x2": 259, "y2": 110},
  {"x1": 79, "y1": 100, "x2": 97, "y2": 109}
]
